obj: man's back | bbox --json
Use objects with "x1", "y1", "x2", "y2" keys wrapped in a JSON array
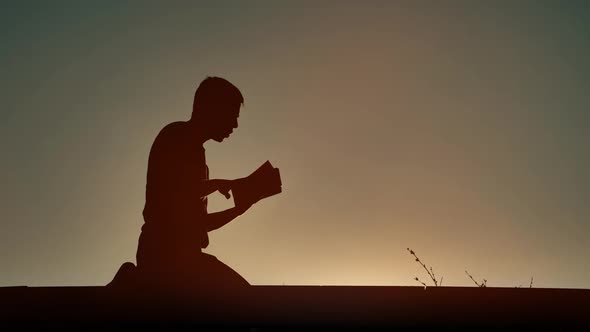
[{"x1": 138, "y1": 121, "x2": 209, "y2": 270}]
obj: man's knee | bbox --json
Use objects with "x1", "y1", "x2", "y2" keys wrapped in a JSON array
[{"x1": 198, "y1": 253, "x2": 250, "y2": 287}]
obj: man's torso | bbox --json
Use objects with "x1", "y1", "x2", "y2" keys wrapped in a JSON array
[{"x1": 142, "y1": 121, "x2": 209, "y2": 249}]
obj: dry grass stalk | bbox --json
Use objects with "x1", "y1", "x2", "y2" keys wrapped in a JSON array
[
  {"x1": 465, "y1": 270, "x2": 487, "y2": 287},
  {"x1": 406, "y1": 248, "x2": 442, "y2": 287}
]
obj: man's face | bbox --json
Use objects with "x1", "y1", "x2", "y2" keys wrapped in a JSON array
[{"x1": 210, "y1": 102, "x2": 241, "y2": 142}]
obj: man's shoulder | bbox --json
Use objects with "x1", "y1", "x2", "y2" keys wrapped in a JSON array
[
  {"x1": 148, "y1": 121, "x2": 191, "y2": 154},
  {"x1": 160, "y1": 121, "x2": 190, "y2": 135},
  {"x1": 154, "y1": 121, "x2": 190, "y2": 142}
]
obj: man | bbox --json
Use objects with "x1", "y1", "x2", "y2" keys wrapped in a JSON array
[{"x1": 136, "y1": 76, "x2": 252, "y2": 290}]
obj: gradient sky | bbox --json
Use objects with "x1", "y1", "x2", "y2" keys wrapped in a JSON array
[{"x1": 1, "y1": 1, "x2": 589, "y2": 288}]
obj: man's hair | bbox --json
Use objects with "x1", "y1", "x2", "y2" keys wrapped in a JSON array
[{"x1": 191, "y1": 76, "x2": 244, "y2": 120}]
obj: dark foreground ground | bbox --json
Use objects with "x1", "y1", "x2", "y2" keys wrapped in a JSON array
[{"x1": 1, "y1": 285, "x2": 588, "y2": 330}]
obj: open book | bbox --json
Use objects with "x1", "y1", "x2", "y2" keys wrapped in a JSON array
[{"x1": 232, "y1": 161, "x2": 282, "y2": 208}]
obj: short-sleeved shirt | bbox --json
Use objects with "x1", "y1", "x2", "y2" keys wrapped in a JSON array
[{"x1": 141, "y1": 121, "x2": 209, "y2": 249}]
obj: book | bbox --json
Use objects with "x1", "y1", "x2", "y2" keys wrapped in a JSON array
[{"x1": 232, "y1": 161, "x2": 282, "y2": 208}]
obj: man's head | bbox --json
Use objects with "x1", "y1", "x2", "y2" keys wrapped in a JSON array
[{"x1": 191, "y1": 76, "x2": 244, "y2": 142}]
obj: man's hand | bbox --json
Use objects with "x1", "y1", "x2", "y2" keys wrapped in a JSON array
[{"x1": 216, "y1": 179, "x2": 233, "y2": 199}]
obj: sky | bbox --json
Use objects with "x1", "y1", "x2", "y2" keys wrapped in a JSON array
[{"x1": 1, "y1": 1, "x2": 589, "y2": 288}]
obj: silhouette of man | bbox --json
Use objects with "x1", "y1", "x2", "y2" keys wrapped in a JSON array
[{"x1": 136, "y1": 76, "x2": 251, "y2": 290}]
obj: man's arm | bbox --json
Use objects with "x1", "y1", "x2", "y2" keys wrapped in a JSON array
[
  {"x1": 196, "y1": 179, "x2": 233, "y2": 199},
  {"x1": 205, "y1": 204, "x2": 251, "y2": 232}
]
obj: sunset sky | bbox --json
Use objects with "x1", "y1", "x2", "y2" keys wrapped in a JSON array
[{"x1": 1, "y1": 1, "x2": 588, "y2": 288}]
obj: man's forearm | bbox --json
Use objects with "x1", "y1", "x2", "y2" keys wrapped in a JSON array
[
  {"x1": 196, "y1": 179, "x2": 222, "y2": 198},
  {"x1": 205, "y1": 207, "x2": 243, "y2": 232}
]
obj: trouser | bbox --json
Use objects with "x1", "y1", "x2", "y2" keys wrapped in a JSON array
[{"x1": 136, "y1": 230, "x2": 250, "y2": 291}]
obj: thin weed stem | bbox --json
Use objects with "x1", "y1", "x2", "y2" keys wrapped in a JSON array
[
  {"x1": 407, "y1": 248, "x2": 440, "y2": 286},
  {"x1": 465, "y1": 270, "x2": 487, "y2": 287}
]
